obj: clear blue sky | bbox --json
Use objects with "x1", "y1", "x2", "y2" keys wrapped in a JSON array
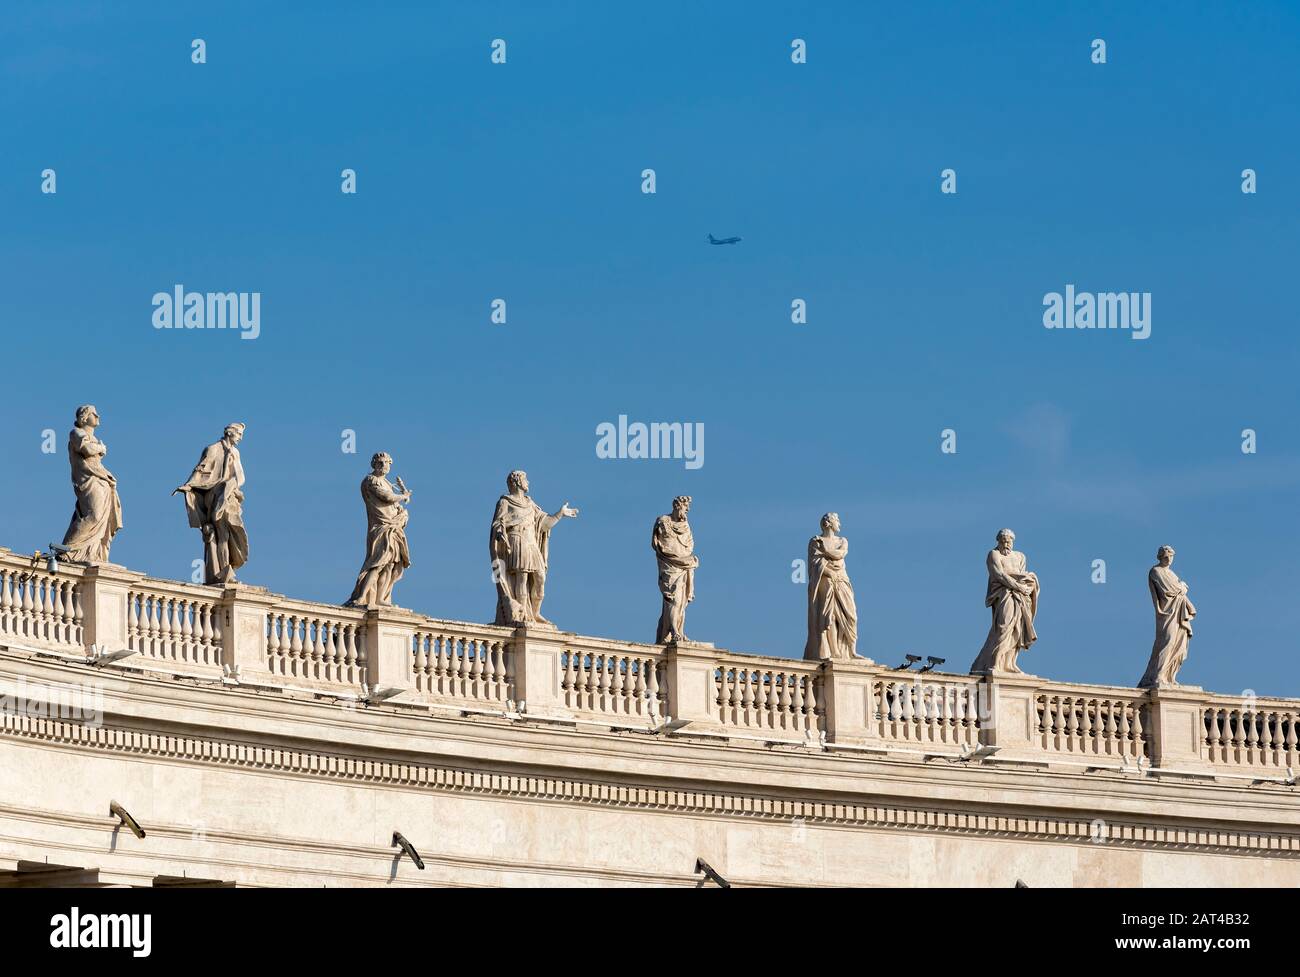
[{"x1": 3, "y1": 2, "x2": 1298, "y2": 696}]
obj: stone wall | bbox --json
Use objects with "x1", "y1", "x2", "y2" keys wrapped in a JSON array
[{"x1": 2, "y1": 548, "x2": 1298, "y2": 887}]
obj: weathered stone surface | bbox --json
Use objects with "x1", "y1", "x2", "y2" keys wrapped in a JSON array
[
  {"x1": 1138, "y1": 545, "x2": 1196, "y2": 689},
  {"x1": 173, "y1": 423, "x2": 248, "y2": 585},
  {"x1": 60, "y1": 405, "x2": 123, "y2": 564},
  {"x1": 804, "y1": 512, "x2": 859, "y2": 661},
  {"x1": 652, "y1": 496, "x2": 697, "y2": 644},
  {"x1": 345, "y1": 452, "x2": 411, "y2": 608},
  {"x1": 489, "y1": 471, "x2": 578, "y2": 628},
  {"x1": 971, "y1": 529, "x2": 1039, "y2": 675},
  {"x1": 1, "y1": 548, "x2": 1295, "y2": 888}
]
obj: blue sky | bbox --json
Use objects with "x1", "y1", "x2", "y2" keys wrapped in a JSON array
[{"x1": 3, "y1": 2, "x2": 1298, "y2": 696}]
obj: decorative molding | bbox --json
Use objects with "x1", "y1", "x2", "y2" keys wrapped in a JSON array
[{"x1": 2, "y1": 708, "x2": 1296, "y2": 859}]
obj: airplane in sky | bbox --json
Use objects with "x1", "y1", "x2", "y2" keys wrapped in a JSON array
[{"x1": 707, "y1": 233, "x2": 741, "y2": 245}]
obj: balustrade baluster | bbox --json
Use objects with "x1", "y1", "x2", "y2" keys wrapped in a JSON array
[
  {"x1": 633, "y1": 657, "x2": 647, "y2": 715},
  {"x1": 647, "y1": 661, "x2": 661, "y2": 720},
  {"x1": 0, "y1": 570, "x2": 11, "y2": 632},
  {"x1": 1286, "y1": 714, "x2": 1298, "y2": 770},
  {"x1": 562, "y1": 650, "x2": 577, "y2": 707},
  {"x1": 616, "y1": 656, "x2": 630, "y2": 714},
  {"x1": 788, "y1": 674, "x2": 804, "y2": 733}
]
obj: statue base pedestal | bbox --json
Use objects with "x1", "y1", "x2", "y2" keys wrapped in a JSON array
[
  {"x1": 970, "y1": 668, "x2": 1040, "y2": 681},
  {"x1": 821, "y1": 658, "x2": 880, "y2": 747},
  {"x1": 499, "y1": 619, "x2": 558, "y2": 631},
  {"x1": 1141, "y1": 682, "x2": 1203, "y2": 693},
  {"x1": 976, "y1": 671, "x2": 1046, "y2": 761},
  {"x1": 1147, "y1": 685, "x2": 1214, "y2": 773}
]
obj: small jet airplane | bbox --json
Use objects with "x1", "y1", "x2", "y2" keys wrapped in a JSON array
[{"x1": 707, "y1": 233, "x2": 742, "y2": 245}]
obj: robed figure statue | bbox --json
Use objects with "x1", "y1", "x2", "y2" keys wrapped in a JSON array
[
  {"x1": 1137, "y1": 545, "x2": 1196, "y2": 688},
  {"x1": 803, "y1": 512, "x2": 859, "y2": 660},
  {"x1": 174, "y1": 423, "x2": 249, "y2": 585},
  {"x1": 60, "y1": 404, "x2": 123, "y2": 564},
  {"x1": 652, "y1": 496, "x2": 698, "y2": 643},
  {"x1": 970, "y1": 528, "x2": 1039, "y2": 674},
  {"x1": 489, "y1": 470, "x2": 578, "y2": 626},
  {"x1": 345, "y1": 452, "x2": 412, "y2": 608}
]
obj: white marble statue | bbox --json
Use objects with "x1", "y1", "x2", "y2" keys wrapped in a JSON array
[
  {"x1": 803, "y1": 512, "x2": 859, "y2": 660},
  {"x1": 174, "y1": 423, "x2": 248, "y2": 585},
  {"x1": 1138, "y1": 545, "x2": 1196, "y2": 689},
  {"x1": 652, "y1": 496, "x2": 698, "y2": 643},
  {"x1": 970, "y1": 528, "x2": 1039, "y2": 674},
  {"x1": 345, "y1": 452, "x2": 412, "y2": 608},
  {"x1": 60, "y1": 405, "x2": 123, "y2": 564},
  {"x1": 489, "y1": 470, "x2": 578, "y2": 626}
]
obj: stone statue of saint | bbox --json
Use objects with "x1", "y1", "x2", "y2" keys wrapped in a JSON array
[
  {"x1": 173, "y1": 423, "x2": 248, "y2": 585},
  {"x1": 803, "y1": 512, "x2": 859, "y2": 660},
  {"x1": 344, "y1": 452, "x2": 412, "y2": 608},
  {"x1": 1138, "y1": 545, "x2": 1196, "y2": 688},
  {"x1": 60, "y1": 404, "x2": 123, "y2": 564},
  {"x1": 970, "y1": 528, "x2": 1039, "y2": 674},
  {"x1": 652, "y1": 496, "x2": 698, "y2": 643},
  {"x1": 489, "y1": 470, "x2": 578, "y2": 626}
]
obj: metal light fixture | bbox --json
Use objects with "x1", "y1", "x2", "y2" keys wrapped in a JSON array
[
  {"x1": 109, "y1": 800, "x2": 146, "y2": 839},
  {"x1": 392, "y1": 831, "x2": 425, "y2": 870}
]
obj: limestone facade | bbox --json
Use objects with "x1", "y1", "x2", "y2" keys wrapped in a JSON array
[{"x1": 1, "y1": 548, "x2": 1297, "y2": 887}]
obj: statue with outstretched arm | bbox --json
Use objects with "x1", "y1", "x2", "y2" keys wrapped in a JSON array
[{"x1": 489, "y1": 470, "x2": 578, "y2": 627}]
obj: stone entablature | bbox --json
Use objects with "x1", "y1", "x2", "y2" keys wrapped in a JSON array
[
  {"x1": 3, "y1": 641, "x2": 1300, "y2": 888},
  {"x1": 2, "y1": 547, "x2": 1296, "y2": 781}
]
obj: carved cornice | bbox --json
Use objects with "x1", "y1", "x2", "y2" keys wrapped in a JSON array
[{"x1": 3, "y1": 704, "x2": 1297, "y2": 860}]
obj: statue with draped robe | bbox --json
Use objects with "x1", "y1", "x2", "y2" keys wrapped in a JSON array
[
  {"x1": 345, "y1": 452, "x2": 411, "y2": 607},
  {"x1": 970, "y1": 528, "x2": 1039, "y2": 674},
  {"x1": 173, "y1": 423, "x2": 248, "y2": 585},
  {"x1": 652, "y1": 495, "x2": 698, "y2": 643},
  {"x1": 489, "y1": 470, "x2": 578, "y2": 626},
  {"x1": 803, "y1": 512, "x2": 859, "y2": 660},
  {"x1": 60, "y1": 405, "x2": 123, "y2": 564},
  {"x1": 1137, "y1": 545, "x2": 1196, "y2": 688}
]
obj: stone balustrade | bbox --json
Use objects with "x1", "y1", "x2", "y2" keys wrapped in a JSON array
[
  {"x1": 711, "y1": 652, "x2": 823, "y2": 742},
  {"x1": 1033, "y1": 683, "x2": 1149, "y2": 761},
  {"x1": 1201, "y1": 694, "x2": 1300, "y2": 772},
  {"x1": 128, "y1": 577, "x2": 225, "y2": 675},
  {"x1": 872, "y1": 673, "x2": 983, "y2": 749},
  {"x1": 412, "y1": 621, "x2": 514, "y2": 710},
  {"x1": 0, "y1": 557, "x2": 83, "y2": 653},
  {"x1": 559, "y1": 635, "x2": 665, "y2": 725},
  {"x1": 0, "y1": 546, "x2": 1294, "y2": 779},
  {"x1": 266, "y1": 598, "x2": 368, "y2": 690}
]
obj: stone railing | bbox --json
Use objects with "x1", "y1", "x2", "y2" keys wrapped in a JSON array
[
  {"x1": 412, "y1": 620, "x2": 514, "y2": 711},
  {"x1": 0, "y1": 555, "x2": 84, "y2": 654},
  {"x1": 1032, "y1": 682, "x2": 1149, "y2": 761},
  {"x1": 1201, "y1": 694, "x2": 1300, "y2": 773},
  {"x1": 712, "y1": 651, "x2": 823, "y2": 742},
  {"x1": 266, "y1": 598, "x2": 368, "y2": 691},
  {"x1": 872, "y1": 673, "x2": 983, "y2": 750},
  {"x1": 560, "y1": 634, "x2": 666, "y2": 726},
  {"x1": 127, "y1": 577, "x2": 225, "y2": 676},
  {"x1": 2, "y1": 547, "x2": 1298, "y2": 778}
]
